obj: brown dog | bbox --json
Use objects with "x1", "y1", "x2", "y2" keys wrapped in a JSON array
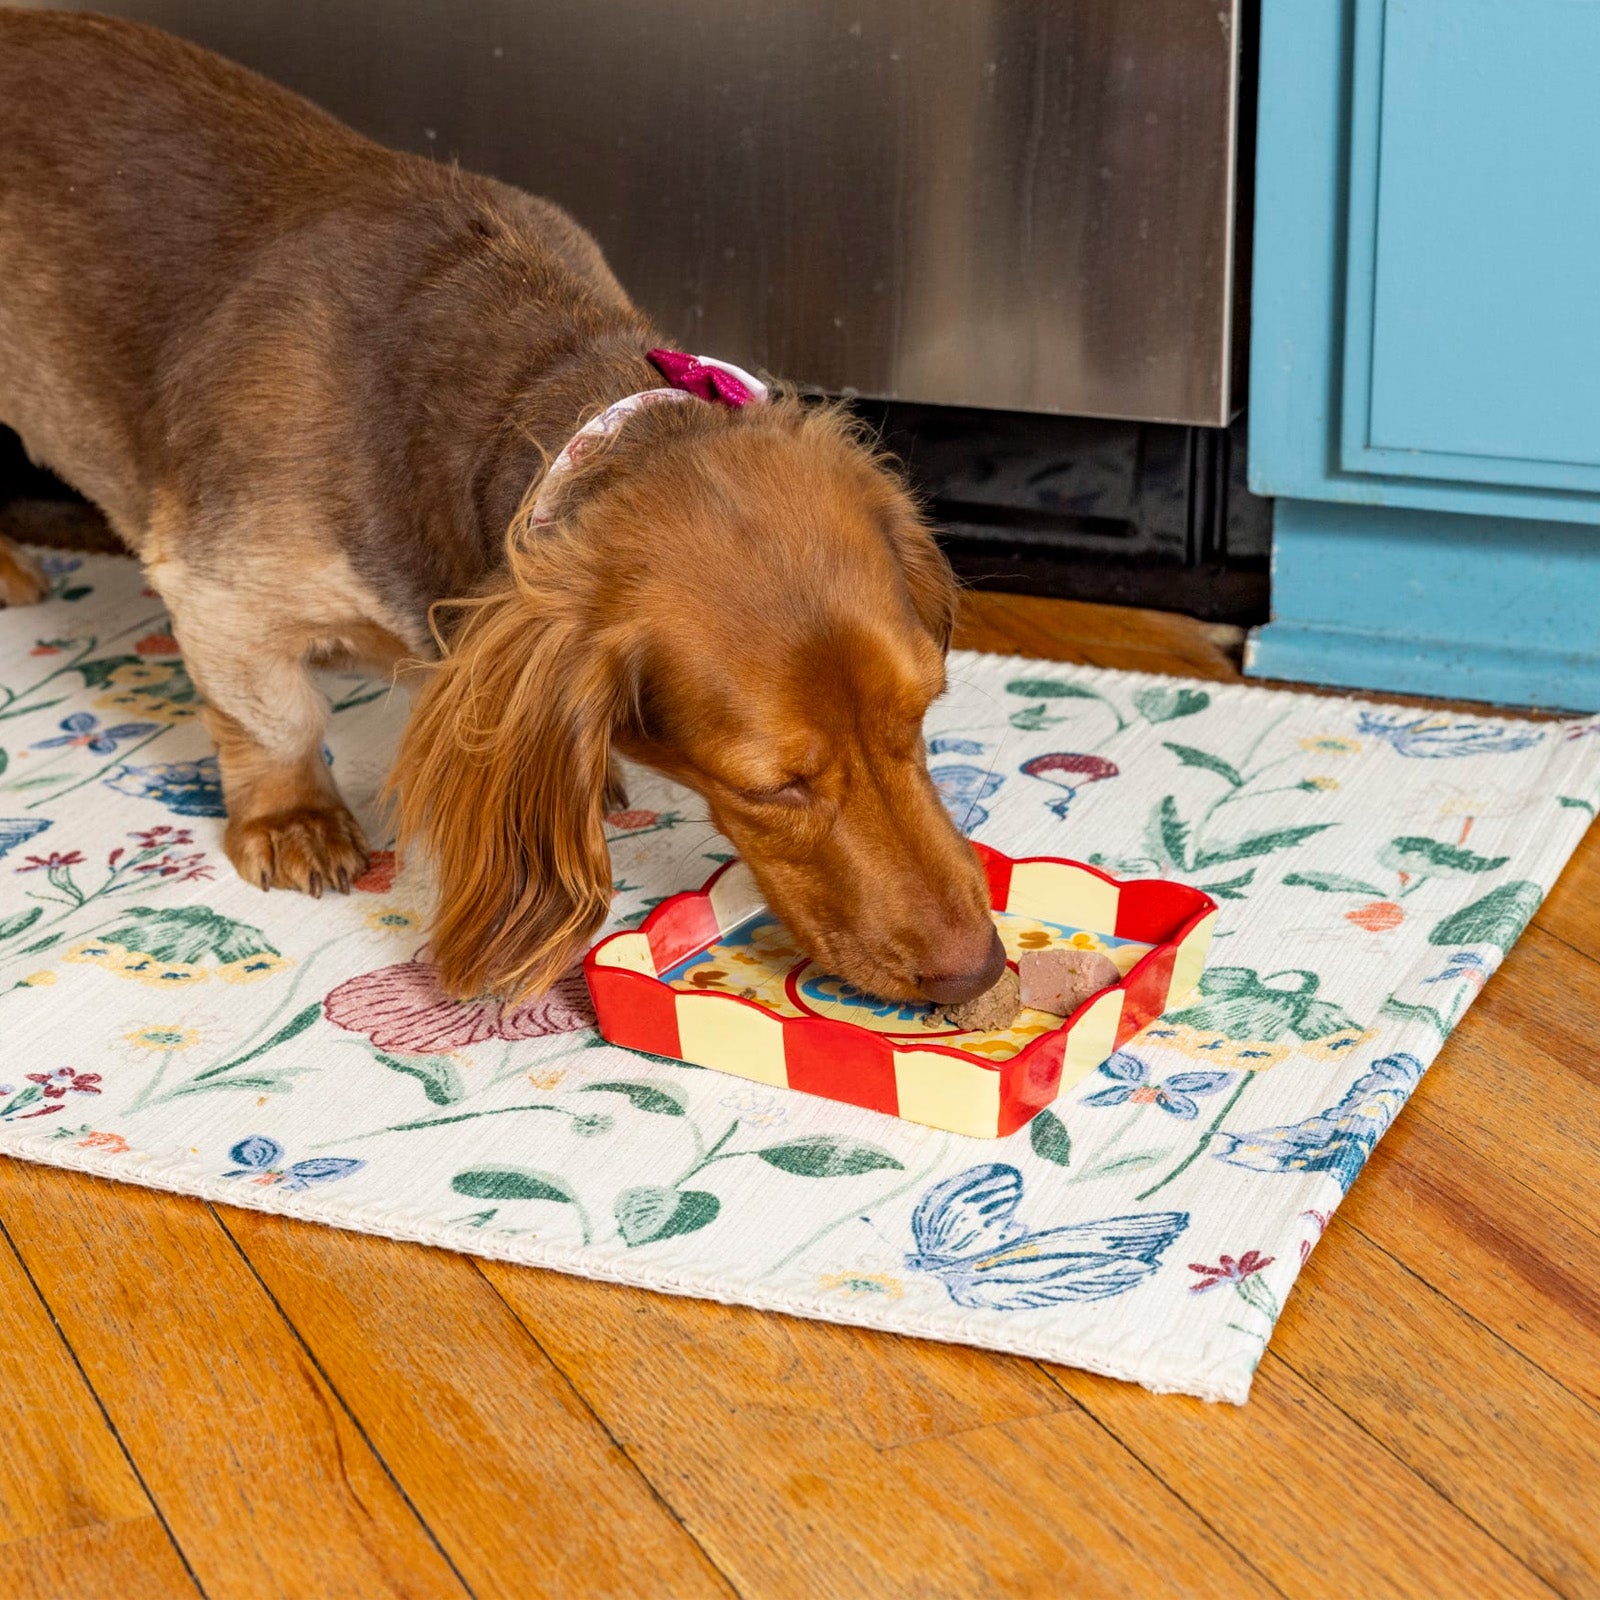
[{"x1": 0, "y1": 10, "x2": 1005, "y2": 1006}]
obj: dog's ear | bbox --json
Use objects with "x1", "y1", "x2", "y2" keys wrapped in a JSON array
[
  {"x1": 883, "y1": 506, "x2": 958, "y2": 653},
  {"x1": 390, "y1": 548, "x2": 618, "y2": 1000}
]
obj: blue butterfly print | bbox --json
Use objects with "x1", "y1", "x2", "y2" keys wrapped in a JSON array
[
  {"x1": 222, "y1": 1135, "x2": 364, "y2": 1193},
  {"x1": 1353, "y1": 711, "x2": 1541, "y2": 759},
  {"x1": 928, "y1": 736, "x2": 986, "y2": 756},
  {"x1": 0, "y1": 818, "x2": 51, "y2": 862},
  {"x1": 1081, "y1": 1051, "x2": 1234, "y2": 1119},
  {"x1": 904, "y1": 1162, "x2": 1188, "y2": 1310},
  {"x1": 33, "y1": 710, "x2": 160, "y2": 755},
  {"x1": 930, "y1": 763, "x2": 1004, "y2": 832},
  {"x1": 1211, "y1": 1052, "x2": 1423, "y2": 1191}
]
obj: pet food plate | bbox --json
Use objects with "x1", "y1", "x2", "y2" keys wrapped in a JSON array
[{"x1": 585, "y1": 844, "x2": 1217, "y2": 1138}]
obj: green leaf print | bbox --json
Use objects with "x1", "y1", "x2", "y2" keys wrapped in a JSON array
[
  {"x1": 1150, "y1": 795, "x2": 1190, "y2": 871},
  {"x1": 755, "y1": 1135, "x2": 904, "y2": 1178},
  {"x1": 1429, "y1": 881, "x2": 1544, "y2": 954},
  {"x1": 1557, "y1": 796, "x2": 1596, "y2": 815},
  {"x1": 1283, "y1": 870, "x2": 1387, "y2": 896},
  {"x1": 0, "y1": 906, "x2": 43, "y2": 942},
  {"x1": 18, "y1": 933, "x2": 62, "y2": 955},
  {"x1": 1134, "y1": 686, "x2": 1210, "y2": 724},
  {"x1": 1377, "y1": 837, "x2": 1510, "y2": 878},
  {"x1": 71, "y1": 655, "x2": 142, "y2": 691},
  {"x1": 1028, "y1": 1109, "x2": 1073, "y2": 1167},
  {"x1": 1195, "y1": 869, "x2": 1256, "y2": 901},
  {"x1": 1084, "y1": 1150, "x2": 1166, "y2": 1180},
  {"x1": 581, "y1": 1080, "x2": 688, "y2": 1117},
  {"x1": 1192, "y1": 824, "x2": 1333, "y2": 869},
  {"x1": 1163, "y1": 743, "x2": 1243, "y2": 787},
  {"x1": 190, "y1": 1003, "x2": 321, "y2": 1082},
  {"x1": 452, "y1": 1167, "x2": 574, "y2": 1204},
  {"x1": 1005, "y1": 678, "x2": 1103, "y2": 701},
  {"x1": 375, "y1": 1053, "x2": 465, "y2": 1107},
  {"x1": 94, "y1": 905, "x2": 281, "y2": 966},
  {"x1": 615, "y1": 1186, "x2": 721, "y2": 1246}
]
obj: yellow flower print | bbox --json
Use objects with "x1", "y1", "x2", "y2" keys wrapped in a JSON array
[
  {"x1": 818, "y1": 1271, "x2": 904, "y2": 1301},
  {"x1": 65, "y1": 940, "x2": 208, "y2": 987},
  {"x1": 1303, "y1": 776, "x2": 1340, "y2": 791},
  {"x1": 365, "y1": 907, "x2": 422, "y2": 934},
  {"x1": 1140, "y1": 1022, "x2": 1293, "y2": 1071},
  {"x1": 1300, "y1": 1028, "x2": 1372, "y2": 1063},
  {"x1": 1068, "y1": 931, "x2": 1104, "y2": 951},
  {"x1": 123, "y1": 1023, "x2": 203, "y2": 1052},
  {"x1": 526, "y1": 1067, "x2": 568, "y2": 1091},
  {"x1": 18, "y1": 970, "x2": 56, "y2": 987},
  {"x1": 214, "y1": 952, "x2": 291, "y2": 984},
  {"x1": 1298, "y1": 735, "x2": 1361, "y2": 756}
]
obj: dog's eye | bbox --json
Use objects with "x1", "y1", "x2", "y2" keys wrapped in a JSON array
[{"x1": 738, "y1": 779, "x2": 810, "y2": 807}]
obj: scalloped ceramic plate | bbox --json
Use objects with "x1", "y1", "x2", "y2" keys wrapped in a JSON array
[{"x1": 585, "y1": 843, "x2": 1217, "y2": 1139}]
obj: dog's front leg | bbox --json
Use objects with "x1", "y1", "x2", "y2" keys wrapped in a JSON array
[
  {"x1": 168, "y1": 591, "x2": 369, "y2": 896},
  {"x1": 0, "y1": 535, "x2": 46, "y2": 606}
]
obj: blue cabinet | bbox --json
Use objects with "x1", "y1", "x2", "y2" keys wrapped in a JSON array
[{"x1": 1247, "y1": 0, "x2": 1600, "y2": 707}]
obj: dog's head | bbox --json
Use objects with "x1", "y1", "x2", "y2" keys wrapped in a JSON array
[{"x1": 394, "y1": 396, "x2": 1004, "y2": 1005}]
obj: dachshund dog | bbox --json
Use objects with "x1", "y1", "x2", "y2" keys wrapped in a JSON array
[{"x1": 0, "y1": 10, "x2": 1006, "y2": 1006}]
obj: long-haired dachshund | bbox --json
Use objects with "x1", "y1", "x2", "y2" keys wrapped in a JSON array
[{"x1": 0, "y1": 10, "x2": 1005, "y2": 1006}]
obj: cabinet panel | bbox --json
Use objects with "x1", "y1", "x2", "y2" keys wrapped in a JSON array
[{"x1": 1341, "y1": 0, "x2": 1600, "y2": 490}]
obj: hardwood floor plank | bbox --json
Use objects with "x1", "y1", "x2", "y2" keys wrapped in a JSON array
[
  {"x1": 2, "y1": 1515, "x2": 198, "y2": 1600},
  {"x1": 481, "y1": 1269, "x2": 1273, "y2": 1600},
  {"x1": 1402, "y1": 1011, "x2": 1600, "y2": 1238},
  {"x1": 218, "y1": 1205, "x2": 735, "y2": 1600},
  {"x1": 1467, "y1": 925, "x2": 1600, "y2": 1093},
  {"x1": 1339, "y1": 1105, "x2": 1600, "y2": 1411},
  {"x1": 1049, "y1": 1352, "x2": 1554, "y2": 1600},
  {"x1": 0, "y1": 1160, "x2": 466, "y2": 1600},
  {"x1": 1277, "y1": 1220, "x2": 1600, "y2": 1596},
  {"x1": 0, "y1": 1222, "x2": 156, "y2": 1547},
  {"x1": 955, "y1": 592, "x2": 1244, "y2": 681},
  {"x1": 1534, "y1": 819, "x2": 1600, "y2": 963}
]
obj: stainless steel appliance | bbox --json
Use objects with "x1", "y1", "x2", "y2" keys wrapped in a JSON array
[{"x1": 22, "y1": 0, "x2": 1248, "y2": 427}]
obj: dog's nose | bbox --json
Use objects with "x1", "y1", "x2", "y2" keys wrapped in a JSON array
[{"x1": 918, "y1": 926, "x2": 1007, "y2": 1005}]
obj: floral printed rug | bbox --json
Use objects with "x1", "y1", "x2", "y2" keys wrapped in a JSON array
[{"x1": 3, "y1": 552, "x2": 1597, "y2": 1402}]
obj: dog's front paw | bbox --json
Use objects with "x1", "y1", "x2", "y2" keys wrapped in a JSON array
[
  {"x1": 0, "y1": 543, "x2": 47, "y2": 607},
  {"x1": 226, "y1": 804, "x2": 369, "y2": 897}
]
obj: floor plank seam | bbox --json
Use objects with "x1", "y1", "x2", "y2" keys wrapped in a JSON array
[
  {"x1": 1526, "y1": 920, "x2": 1600, "y2": 970},
  {"x1": 1029, "y1": 1363, "x2": 1292, "y2": 1600},
  {"x1": 1264, "y1": 1340, "x2": 1567, "y2": 1596},
  {"x1": 1341, "y1": 1214, "x2": 1600, "y2": 1424},
  {"x1": 206, "y1": 1204, "x2": 478, "y2": 1600},
  {"x1": 469, "y1": 1261, "x2": 747, "y2": 1599},
  {"x1": 0, "y1": 1211, "x2": 207, "y2": 1599}
]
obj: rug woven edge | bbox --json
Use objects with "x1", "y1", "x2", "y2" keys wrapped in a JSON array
[{"x1": 0, "y1": 1136, "x2": 1255, "y2": 1405}]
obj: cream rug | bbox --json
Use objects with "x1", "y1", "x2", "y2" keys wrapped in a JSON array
[{"x1": 3, "y1": 552, "x2": 1596, "y2": 1402}]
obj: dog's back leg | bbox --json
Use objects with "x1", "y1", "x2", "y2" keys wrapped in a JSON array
[
  {"x1": 0, "y1": 537, "x2": 45, "y2": 606},
  {"x1": 161, "y1": 573, "x2": 370, "y2": 896}
]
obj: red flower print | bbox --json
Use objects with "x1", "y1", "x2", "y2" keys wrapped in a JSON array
[
  {"x1": 135, "y1": 632, "x2": 181, "y2": 656},
  {"x1": 351, "y1": 850, "x2": 396, "y2": 893},
  {"x1": 25, "y1": 1068, "x2": 103, "y2": 1101},
  {"x1": 130, "y1": 826, "x2": 194, "y2": 850},
  {"x1": 17, "y1": 851, "x2": 85, "y2": 874},
  {"x1": 323, "y1": 956, "x2": 593, "y2": 1052},
  {"x1": 29, "y1": 642, "x2": 63, "y2": 656},
  {"x1": 1187, "y1": 1250, "x2": 1275, "y2": 1293},
  {"x1": 605, "y1": 809, "x2": 661, "y2": 831},
  {"x1": 1346, "y1": 900, "x2": 1405, "y2": 933},
  {"x1": 1298, "y1": 1209, "x2": 1331, "y2": 1265}
]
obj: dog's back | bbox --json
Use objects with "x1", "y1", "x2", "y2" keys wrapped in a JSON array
[{"x1": 0, "y1": 8, "x2": 638, "y2": 569}]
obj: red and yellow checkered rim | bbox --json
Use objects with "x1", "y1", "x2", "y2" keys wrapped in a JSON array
[{"x1": 585, "y1": 843, "x2": 1216, "y2": 1139}]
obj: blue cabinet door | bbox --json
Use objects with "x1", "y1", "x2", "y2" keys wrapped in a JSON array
[
  {"x1": 1251, "y1": 0, "x2": 1600, "y2": 525},
  {"x1": 1247, "y1": 0, "x2": 1600, "y2": 708},
  {"x1": 1341, "y1": 0, "x2": 1600, "y2": 492}
]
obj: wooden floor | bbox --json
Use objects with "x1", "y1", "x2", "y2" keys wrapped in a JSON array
[{"x1": 4, "y1": 588, "x2": 1598, "y2": 1600}]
